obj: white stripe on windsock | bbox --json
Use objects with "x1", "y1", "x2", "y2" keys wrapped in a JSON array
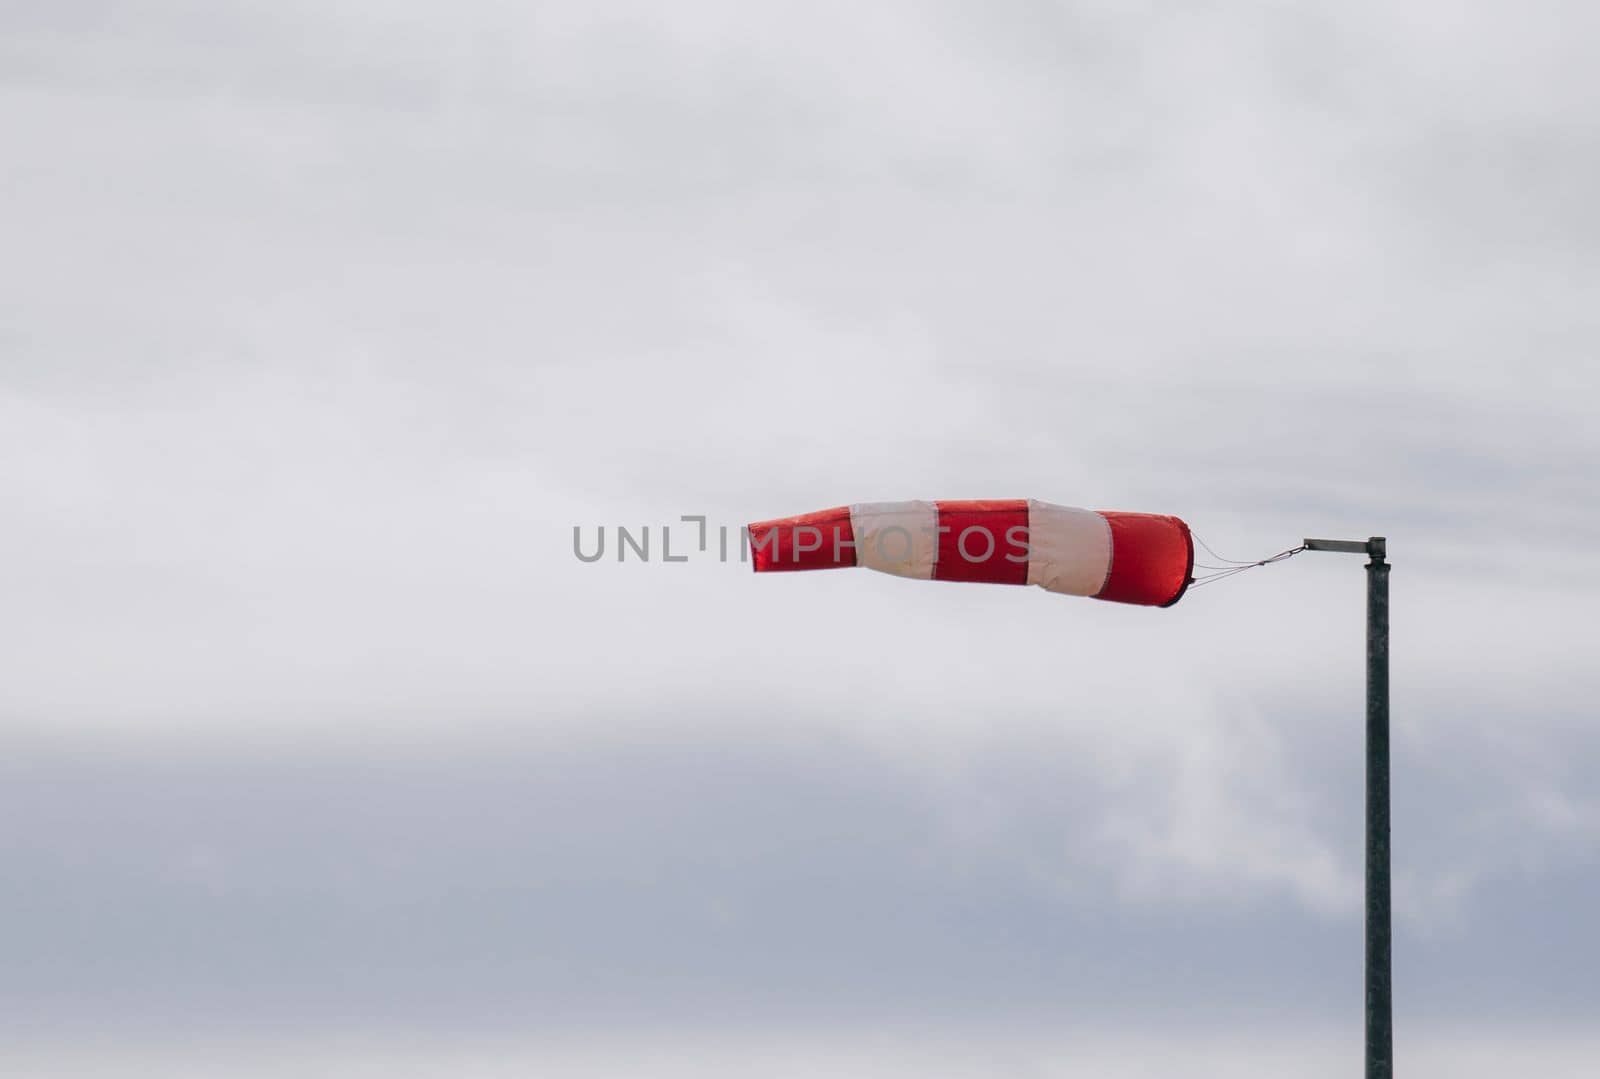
[
  {"x1": 849, "y1": 500, "x2": 937, "y2": 579},
  {"x1": 1024, "y1": 500, "x2": 1113, "y2": 598}
]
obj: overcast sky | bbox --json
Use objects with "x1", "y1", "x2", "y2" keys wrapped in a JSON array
[{"x1": 3, "y1": 2, "x2": 1598, "y2": 1075}]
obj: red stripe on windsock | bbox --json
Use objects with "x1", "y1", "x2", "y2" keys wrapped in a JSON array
[
  {"x1": 747, "y1": 506, "x2": 857, "y2": 572},
  {"x1": 933, "y1": 500, "x2": 1030, "y2": 584},
  {"x1": 1093, "y1": 512, "x2": 1193, "y2": 607}
]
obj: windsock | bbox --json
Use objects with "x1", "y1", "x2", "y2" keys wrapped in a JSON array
[{"x1": 746, "y1": 500, "x2": 1193, "y2": 608}]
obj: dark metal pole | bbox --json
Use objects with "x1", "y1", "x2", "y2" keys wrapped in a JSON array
[
  {"x1": 1365, "y1": 537, "x2": 1391, "y2": 1078},
  {"x1": 1303, "y1": 535, "x2": 1393, "y2": 1076}
]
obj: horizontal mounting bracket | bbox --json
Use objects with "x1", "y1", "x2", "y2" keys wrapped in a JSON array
[{"x1": 1305, "y1": 537, "x2": 1387, "y2": 561}]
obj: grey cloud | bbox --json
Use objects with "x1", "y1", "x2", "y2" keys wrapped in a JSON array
[
  {"x1": 2, "y1": 714, "x2": 1596, "y2": 1037},
  {"x1": 2, "y1": 0, "x2": 1597, "y2": 1067}
]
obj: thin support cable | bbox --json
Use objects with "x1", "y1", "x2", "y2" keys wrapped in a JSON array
[{"x1": 1186, "y1": 538, "x2": 1307, "y2": 590}]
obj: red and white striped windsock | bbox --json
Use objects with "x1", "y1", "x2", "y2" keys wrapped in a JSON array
[{"x1": 747, "y1": 500, "x2": 1194, "y2": 608}]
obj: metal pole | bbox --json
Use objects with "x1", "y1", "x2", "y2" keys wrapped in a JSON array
[
  {"x1": 1303, "y1": 535, "x2": 1392, "y2": 1076},
  {"x1": 1365, "y1": 537, "x2": 1391, "y2": 1078}
]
